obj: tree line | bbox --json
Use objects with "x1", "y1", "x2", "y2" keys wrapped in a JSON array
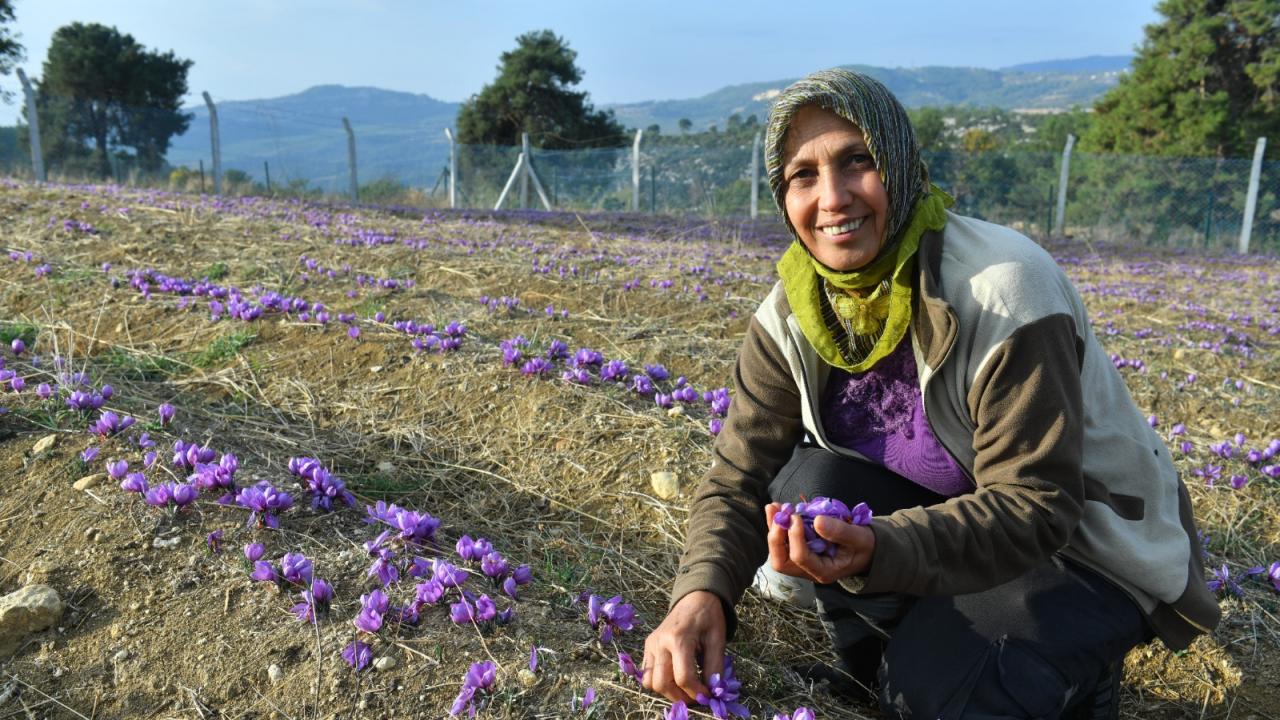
[{"x1": 0, "y1": 0, "x2": 1277, "y2": 185}]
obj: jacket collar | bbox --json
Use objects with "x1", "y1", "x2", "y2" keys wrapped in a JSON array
[{"x1": 911, "y1": 228, "x2": 959, "y2": 371}]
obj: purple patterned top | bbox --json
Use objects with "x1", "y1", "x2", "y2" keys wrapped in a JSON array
[{"x1": 820, "y1": 336, "x2": 973, "y2": 497}]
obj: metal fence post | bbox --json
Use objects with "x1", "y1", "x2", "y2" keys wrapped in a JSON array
[
  {"x1": 751, "y1": 130, "x2": 762, "y2": 218},
  {"x1": 520, "y1": 133, "x2": 531, "y2": 209},
  {"x1": 342, "y1": 117, "x2": 358, "y2": 204},
  {"x1": 632, "y1": 128, "x2": 643, "y2": 211},
  {"x1": 15, "y1": 69, "x2": 44, "y2": 182},
  {"x1": 1239, "y1": 137, "x2": 1267, "y2": 254},
  {"x1": 1053, "y1": 134, "x2": 1075, "y2": 236},
  {"x1": 202, "y1": 92, "x2": 221, "y2": 195},
  {"x1": 444, "y1": 128, "x2": 458, "y2": 209},
  {"x1": 264, "y1": 161, "x2": 271, "y2": 194}
]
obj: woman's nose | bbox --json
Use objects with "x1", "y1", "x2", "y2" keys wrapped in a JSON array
[{"x1": 818, "y1": 170, "x2": 851, "y2": 212}]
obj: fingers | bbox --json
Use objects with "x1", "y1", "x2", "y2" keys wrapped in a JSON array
[
  {"x1": 766, "y1": 508, "x2": 793, "y2": 573},
  {"x1": 671, "y1": 644, "x2": 706, "y2": 702},
  {"x1": 812, "y1": 514, "x2": 857, "y2": 543}
]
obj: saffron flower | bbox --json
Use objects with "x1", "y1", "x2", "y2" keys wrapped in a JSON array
[
  {"x1": 546, "y1": 339, "x2": 569, "y2": 360},
  {"x1": 244, "y1": 543, "x2": 266, "y2": 562},
  {"x1": 432, "y1": 558, "x2": 470, "y2": 588},
  {"x1": 311, "y1": 578, "x2": 334, "y2": 605},
  {"x1": 281, "y1": 552, "x2": 314, "y2": 585},
  {"x1": 666, "y1": 701, "x2": 689, "y2": 720},
  {"x1": 342, "y1": 641, "x2": 373, "y2": 672},
  {"x1": 90, "y1": 410, "x2": 135, "y2": 437},
  {"x1": 773, "y1": 709, "x2": 816, "y2": 720},
  {"x1": 287, "y1": 456, "x2": 356, "y2": 511},
  {"x1": 80, "y1": 446, "x2": 100, "y2": 463},
  {"x1": 106, "y1": 459, "x2": 129, "y2": 480},
  {"x1": 529, "y1": 646, "x2": 539, "y2": 673},
  {"x1": 456, "y1": 535, "x2": 494, "y2": 561},
  {"x1": 521, "y1": 357, "x2": 552, "y2": 376},
  {"x1": 695, "y1": 655, "x2": 748, "y2": 719},
  {"x1": 415, "y1": 579, "x2": 446, "y2": 605},
  {"x1": 10, "y1": 338, "x2": 24, "y2": 355},
  {"x1": 250, "y1": 561, "x2": 279, "y2": 583},
  {"x1": 618, "y1": 652, "x2": 643, "y2": 683},
  {"x1": 449, "y1": 661, "x2": 497, "y2": 717},
  {"x1": 158, "y1": 403, "x2": 175, "y2": 426},
  {"x1": 600, "y1": 360, "x2": 628, "y2": 382},
  {"x1": 291, "y1": 590, "x2": 318, "y2": 624},
  {"x1": 586, "y1": 594, "x2": 637, "y2": 643},
  {"x1": 645, "y1": 363, "x2": 670, "y2": 381},
  {"x1": 120, "y1": 472, "x2": 147, "y2": 494},
  {"x1": 774, "y1": 497, "x2": 873, "y2": 558},
  {"x1": 1207, "y1": 564, "x2": 1248, "y2": 598},
  {"x1": 576, "y1": 687, "x2": 596, "y2": 713},
  {"x1": 235, "y1": 481, "x2": 294, "y2": 529},
  {"x1": 480, "y1": 551, "x2": 509, "y2": 579},
  {"x1": 36, "y1": 382, "x2": 51, "y2": 400},
  {"x1": 1268, "y1": 562, "x2": 1280, "y2": 592},
  {"x1": 206, "y1": 529, "x2": 224, "y2": 553}
]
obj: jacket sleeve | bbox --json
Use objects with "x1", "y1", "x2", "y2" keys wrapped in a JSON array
[
  {"x1": 861, "y1": 313, "x2": 1086, "y2": 596},
  {"x1": 670, "y1": 315, "x2": 806, "y2": 635}
]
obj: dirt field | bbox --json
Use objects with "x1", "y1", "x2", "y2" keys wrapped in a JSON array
[{"x1": 1, "y1": 181, "x2": 1278, "y2": 719}]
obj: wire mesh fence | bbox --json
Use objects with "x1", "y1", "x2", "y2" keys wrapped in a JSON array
[{"x1": 4, "y1": 87, "x2": 1279, "y2": 253}]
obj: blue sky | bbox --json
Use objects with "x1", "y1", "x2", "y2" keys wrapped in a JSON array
[{"x1": 4, "y1": 0, "x2": 1159, "y2": 123}]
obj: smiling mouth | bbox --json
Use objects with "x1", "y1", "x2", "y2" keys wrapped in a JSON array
[{"x1": 819, "y1": 217, "x2": 865, "y2": 236}]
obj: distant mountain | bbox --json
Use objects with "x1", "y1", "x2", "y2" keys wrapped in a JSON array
[
  {"x1": 166, "y1": 85, "x2": 460, "y2": 193},
  {"x1": 164, "y1": 59, "x2": 1127, "y2": 191},
  {"x1": 1001, "y1": 55, "x2": 1132, "y2": 74}
]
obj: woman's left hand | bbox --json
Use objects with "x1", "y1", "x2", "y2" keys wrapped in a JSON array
[{"x1": 764, "y1": 502, "x2": 876, "y2": 584}]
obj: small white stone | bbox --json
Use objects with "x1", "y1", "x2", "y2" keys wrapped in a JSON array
[
  {"x1": 373, "y1": 656, "x2": 396, "y2": 671},
  {"x1": 31, "y1": 434, "x2": 57, "y2": 454},
  {"x1": 267, "y1": 664, "x2": 284, "y2": 683},
  {"x1": 377, "y1": 461, "x2": 394, "y2": 473},
  {"x1": 73, "y1": 474, "x2": 104, "y2": 491},
  {"x1": 666, "y1": 405, "x2": 685, "y2": 418},
  {"x1": 152, "y1": 536, "x2": 182, "y2": 549},
  {"x1": 113, "y1": 649, "x2": 129, "y2": 663},
  {"x1": 650, "y1": 471, "x2": 679, "y2": 499}
]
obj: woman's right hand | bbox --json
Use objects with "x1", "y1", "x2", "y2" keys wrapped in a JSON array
[{"x1": 642, "y1": 590, "x2": 726, "y2": 703}]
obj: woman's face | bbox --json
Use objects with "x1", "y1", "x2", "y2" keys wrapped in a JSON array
[{"x1": 782, "y1": 105, "x2": 889, "y2": 272}]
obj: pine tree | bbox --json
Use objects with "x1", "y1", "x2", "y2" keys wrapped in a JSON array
[
  {"x1": 457, "y1": 30, "x2": 625, "y2": 149},
  {"x1": 1082, "y1": 0, "x2": 1280, "y2": 159}
]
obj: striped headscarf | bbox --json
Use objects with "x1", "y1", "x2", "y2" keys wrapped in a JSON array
[{"x1": 764, "y1": 68, "x2": 929, "y2": 250}]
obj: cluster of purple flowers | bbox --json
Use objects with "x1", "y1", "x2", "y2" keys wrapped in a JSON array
[
  {"x1": 144, "y1": 480, "x2": 198, "y2": 509},
  {"x1": 504, "y1": 341, "x2": 731, "y2": 434},
  {"x1": 773, "y1": 497, "x2": 874, "y2": 558},
  {"x1": 235, "y1": 481, "x2": 295, "y2": 529},
  {"x1": 189, "y1": 452, "x2": 241, "y2": 503},
  {"x1": 366, "y1": 501, "x2": 441, "y2": 545},
  {"x1": 287, "y1": 456, "x2": 356, "y2": 511}
]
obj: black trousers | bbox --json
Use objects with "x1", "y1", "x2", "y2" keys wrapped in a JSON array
[{"x1": 768, "y1": 446, "x2": 1152, "y2": 719}]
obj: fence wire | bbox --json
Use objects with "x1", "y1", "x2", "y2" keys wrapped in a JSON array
[{"x1": 4, "y1": 87, "x2": 1279, "y2": 252}]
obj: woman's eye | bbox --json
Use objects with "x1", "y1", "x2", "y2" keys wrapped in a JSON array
[
  {"x1": 846, "y1": 153, "x2": 873, "y2": 169},
  {"x1": 788, "y1": 168, "x2": 816, "y2": 183}
]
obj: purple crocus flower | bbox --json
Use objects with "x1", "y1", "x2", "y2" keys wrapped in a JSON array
[
  {"x1": 512, "y1": 564, "x2": 533, "y2": 585},
  {"x1": 654, "y1": 393, "x2": 674, "y2": 409},
  {"x1": 709, "y1": 418, "x2": 724, "y2": 435},
  {"x1": 449, "y1": 661, "x2": 497, "y2": 717},
  {"x1": 311, "y1": 578, "x2": 334, "y2": 605},
  {"x1": 1207, "y1": 564, "x2": 1247, "y2": 597},
  {"x1": 773, "y1": 709, "x2": 816, "y2": 720},
  {"x1": 501, "y1": 576, "x2": 519, "y2": 599},
  {"x1": 106, "y1": 459, "x2": 129, "y2": 480},
  {"x1": 586, "y1": 594, "x2": 637, "y2": 643},
  {"x1": 600, "y1": 360, "x2": 628, "y2": 382},
  {"x1": 244, "y1": 543, "x2": 265, "y2": 562},
  {"x1": 631, "y1": 375, "x2": 654, "y2": 395},
  {"x1": 578, "y1": 687, "x2": 596, "y2": 713},
  {"x1": 415, "y1": 579, "x2": 446, "y2": 605},
  {"x1": 456, "y1": 535, "x2": 494, "y2": 561},
  {"x1": 342, "y1": 641, "x2": 373, "y2": 671},
  {"x1": 545, "y1": 339, "x2": 569, "y2": 361},
  {"x1": 81, "y1": 446, "x2": 100, "y2": 463},
  {"x1": 666, "y1": 701, "x2": 689, "y2": 720},
  {"x1": 250, "y1": 561, "x2": 278, "y2": 583},
  {"x1": 281, "y1": 552, "x2": 314, "y2": 585},
  {"x1": 36, "y1": 382, "x2": 51, "y2": 400},
  {"x1": 520, "y1": 357, "x2": 552, "y2": 376},
  {"x1": 618, "y1": 652, "x2": 643, "y2": 683},
  {"x1": 144, "y1": 483, "x2": 173, "y2": 507},
  {"x1": 291, "y1": 591, "x2": 317, "y2": 624},
  {"x1": 10, "y1": 338, "x2": 24, "y2": 355},
  {"x1": 120, "y1": 472, "x2": 147, "y2": 494},
  {"x1": 480, "y1": 551, "x2": 509, "y2": 578},
  {"x1": 158, "y1": 403, "x2": 175, "y2": 426},
  {"x1": 206, "y1": 529, "x2": 224, "y2": 553},
  {"x1": 235, "y1": 481, "x2": 294, "y2": 529},
  {"x1": 695, "y1": 656, "x2": 749, "y2": 719},
  {"x1": 529, "y1": 646, "x2": 539, "y2": 673},
  {"x1": 1268, "y1": 561, "x2": 1280, "y2": 592},
  {"x1": 645, "y1": 364, "x2": 670, "y2": 381}
]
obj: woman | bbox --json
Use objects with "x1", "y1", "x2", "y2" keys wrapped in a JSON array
[{"x1": 642, "y1": 69, "x2": 1219, "y2": 719}]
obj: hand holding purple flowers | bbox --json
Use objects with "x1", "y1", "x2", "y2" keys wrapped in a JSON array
[{"x1": 765, "y1": 499, "x2": 875, "y2": 585}]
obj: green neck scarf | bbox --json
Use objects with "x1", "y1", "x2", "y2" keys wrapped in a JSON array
[{"x1": 777, "y1": 184, "x2": 953, "y2": 372}]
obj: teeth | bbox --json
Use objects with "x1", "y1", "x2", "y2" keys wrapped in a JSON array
[{"x1": 821, "y1": 218, "x2": 864, "y2": 236}]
